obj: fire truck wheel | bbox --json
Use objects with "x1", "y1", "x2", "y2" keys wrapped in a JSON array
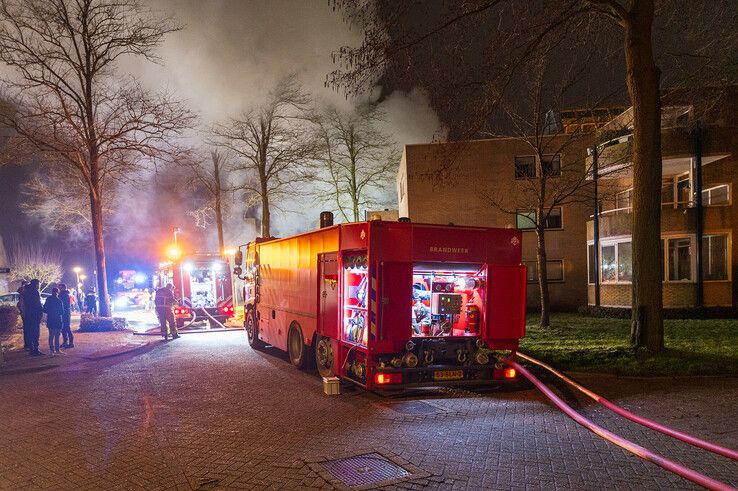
[
  {"x1": 314, "y1": 336, "x2": 335, "y2": 378},
  {"x1": 288, "y1": 323, "x2": 309, "y2": 369},
  {"x1": 245, "y1": 311, "x2": 265, "y2": 350}
]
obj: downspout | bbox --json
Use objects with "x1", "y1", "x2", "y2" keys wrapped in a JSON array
[
  {"x1": 692, "y1": 127, "x2": 703, "y2": 308},
  {"x1": 592, "y1": 146, "x2": 601, "y2": 307}
]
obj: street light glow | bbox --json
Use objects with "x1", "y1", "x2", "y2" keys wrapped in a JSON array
[
  {"x1": 72, "y1": 266, "x2": 82, "y2": 273},
  {"x1": 166, "y1": 244, "x2": 182, "y2": 261}
]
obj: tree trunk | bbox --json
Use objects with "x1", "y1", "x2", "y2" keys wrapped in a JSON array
[
  {"x1": 624, "y1": 0, "x2": 663, "y2": 351},
  {"x1": 89, "y1": 191, "x2": 110, "y2": 317},
  {"x1": 260, "y1": 191, "x2": 270, "y2": 238},
  {"x1": 536, "y1": 225, "x2": 550, "y2": 328}
]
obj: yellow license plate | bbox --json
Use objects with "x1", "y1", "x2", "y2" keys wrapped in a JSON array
[{"x1": 434, "y1": 370, "x2": 464, "y2": 381}]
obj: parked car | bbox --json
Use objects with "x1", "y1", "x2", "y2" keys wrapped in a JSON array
[{"x1": 0, "y1": 292, "x2": 51, "y2": 304}]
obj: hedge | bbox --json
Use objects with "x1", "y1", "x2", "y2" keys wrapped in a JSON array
[{"x1": 78, "y1": 314, "x2": 128, "y2": 332}]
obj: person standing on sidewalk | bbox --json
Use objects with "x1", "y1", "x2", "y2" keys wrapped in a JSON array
[
  {"x1": 22, "y1": 279, "x2": 44, "y2": 355},
  {"x1": 43, "y1": 287, "x2": 64, "y2": 354},
  {"x1": 58, "y1": 283, "x2": 74, "y2": 348},
  {"x1": 154, "y1": 283, "x2": 179, "y2": 340}
]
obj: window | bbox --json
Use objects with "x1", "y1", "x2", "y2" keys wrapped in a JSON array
[
  {"x1": 515, "y1": 208, "x2": 562, "y2": 230},
  {"x1": 515, "y1": 210, "x2": 536, "y2": 229},
  {"x1": 587, "y1": 244, "x2": 596, "y2": 284},
  {"x1": 515, "y1": 156, "x2": 536, "y2": 179},
  {"x1": 661, "y1": 179, "x2": 675, "y2": 205},
  {"x1": 676, "y1": 174, "x2": 691, "y2": 205},
  {"x1": 615, "y1": 189, "x2": 632, "y2": 211},
  {"x1": 590, "y1": 240, "x2": 632, "y2": 284},
  {"x1": 703, "y1": 235, "x2": 729, "y2": 280},
  {"x1": 668, "y1": 237, "x2": 692, "y2": 281},
  {"x1": 601, "y1": 245, "x2": 616, "y2": 282},
  {"x1": 702, "y1": 184, "x2": 730, "y2": 206},
  {"x1": 542, "y1": 154, "x2": 561, "y2": 176},
  {"x1": 523, "y1": 260, "x2": 564, "y2": 283},
  {"x1": 617, "y1": 242, "x2": 632, "y2": 282},
  {"x1": 545, "y1": 207, "x2": 563, "y2": 229}
]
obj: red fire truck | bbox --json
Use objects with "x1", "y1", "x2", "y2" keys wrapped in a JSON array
[
  {"x1": 156, "y1": 253, "x2": 235, "y2": 328},
  {"x1": 234, "y1": 217, "x2": 526, "y2": 390}
]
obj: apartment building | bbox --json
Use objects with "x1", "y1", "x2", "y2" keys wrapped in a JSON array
[
  {"x1": 397, "y1": 135, "x2": 592, "y2": 310},
  {"x1": 588, "y1": 88, "x2": 738, "y2": 309}
]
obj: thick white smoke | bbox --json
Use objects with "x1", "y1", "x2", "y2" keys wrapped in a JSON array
[{"x1": 123, "y1": 0, "x2": 444, "y2": 242}]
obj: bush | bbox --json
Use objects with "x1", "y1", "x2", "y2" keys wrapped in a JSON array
[
  {"x1": 0, "y1": 303, "x2": 20, "y2": 334},
  {"x1": 78, "y1": 314, "x2": 128, "y2": 332}
]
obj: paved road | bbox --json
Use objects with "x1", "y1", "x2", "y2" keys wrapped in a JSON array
[{"x1": 1, "y1": 331, "x2": 736, "y2": 490}]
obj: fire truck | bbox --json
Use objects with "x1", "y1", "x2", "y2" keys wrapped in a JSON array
[
  {"x1": 235, "y1": 215, "x2": 527, "y2": 390},
  {"x1": 156, "y1": 253, "x2": 235, "y2": 328}
]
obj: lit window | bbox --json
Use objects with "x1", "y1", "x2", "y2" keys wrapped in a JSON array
[
  {"x1": 601, "y1": 245, "x2": 616, "y2": 283},
  {"x1": 676, "y1": 175, "x2": 691, "y2": 205},
  {"x1": 668, "y1": 238, "x2": 692, "y2": 281},
  {"x1": 703, "y1": 235, "x2": 728, "y2": 280},
  {"x1": 514, "y1": 156, "x2": 536, "y2": 179},
  {"x1": 515, "y1": 210, "x2": 536, "y2": 230},
  {"x1": 515, "y1": 208, "x2": 562, "y2": 230},
  {"x1": 617, "y1": 242, "x2": 632, "y2": 282},
  {"x1": 616, "y1": 189, "x2": 632, "y2": 211}
]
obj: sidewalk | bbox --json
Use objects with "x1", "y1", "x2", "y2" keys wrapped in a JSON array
[{"x1": 0, "y1": 325, "x2": 155, "y2": 376}]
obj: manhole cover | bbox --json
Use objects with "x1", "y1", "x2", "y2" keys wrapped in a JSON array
[
  {"x1": 385, "y1": 400, "x2": 439, "y2": 415},
  {"x1": 321, "y1": 452, "x2": 410, "y2": 487}
]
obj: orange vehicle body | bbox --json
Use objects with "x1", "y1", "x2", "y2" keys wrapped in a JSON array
[{"x1": 239, "y1": 220, "x2": 527, "y2": 390}]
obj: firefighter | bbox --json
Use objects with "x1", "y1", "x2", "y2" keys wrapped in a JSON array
[
  {"x1": 154, "y1": 283, "x2": 179, "y2": 340},
  {"x1": 22, "y1": 279, "x2": 44, "y2": 355},
  {"x1": 58, "y1": 283, "x2": 74, "y2": 348}
]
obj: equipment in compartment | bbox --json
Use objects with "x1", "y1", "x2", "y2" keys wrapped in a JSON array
[
  {"x1": 411, "y1": 268, "x2": 485, "y2": 337},
  {"x1": 431, "y1": 293, "x2": 463, "y2": 315},
  {"x1": 343, "y1": 254, "x2": 369, "y2": 346}
]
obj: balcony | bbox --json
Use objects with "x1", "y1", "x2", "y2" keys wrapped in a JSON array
[{"x1": 587, "y1": 202, "x2": 733, "y2": 240}]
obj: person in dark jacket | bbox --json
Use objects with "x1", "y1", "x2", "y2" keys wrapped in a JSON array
[
  {"x1": 154, "y1": 283, "x2": 179, "y2": 340},
  {"x1": 58, "y1": 283, "x2": 74, "y2": 348},
  {"x1": 16, "y1": 280, "x2": 28, "y2": 350},
  {"x1": 22, "y1": 279, "x2": 44, "y2": 355},
  {"x1": 85, "y1": 288, "x2": 97, "y2": 314},
  {"x1": 44, "y1": 287, "x2": 64, "y2": 354}
]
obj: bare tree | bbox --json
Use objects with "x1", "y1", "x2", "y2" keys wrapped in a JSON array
[
  {"x1": 329, "y1": 0, "x2": 738, "y2": 352},
  {"x1": 185, "y1": 149, "x2": 232, "y2": 255},
  {"x1": 0, "y1": 0, "x2": 195, "y2": 316},
  {"x1": 311, "y1": 104, "x2": 400, "y2": 222},
  {"x1": 21, "y1": 163, "x2": 116, "y2": 242},
  {"x1": 212, "y1": 76, "x2": 316, "y2": 237},
  {"x1": 8, "y1": 240, "x2": 62, "y2": 292}
]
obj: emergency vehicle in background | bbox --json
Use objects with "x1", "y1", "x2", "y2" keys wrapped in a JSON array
[
  {"x1": 234, "y1": 213, "x2": 527, "y2": 391},
  {"x1": 155, "y1": 253, "x2": 235, "y2": 328}
]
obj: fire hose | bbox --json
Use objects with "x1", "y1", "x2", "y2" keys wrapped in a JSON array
[{"x1": 504, "y1": 355, "x2": 736, "y2": 491}]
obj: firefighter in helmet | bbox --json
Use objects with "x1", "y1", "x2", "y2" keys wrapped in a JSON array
[{"x1": 154, "y1": 283, "x2": 179, "y2": 340}]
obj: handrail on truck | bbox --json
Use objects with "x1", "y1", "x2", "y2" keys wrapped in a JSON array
[{"x1": 504, "y1": 353, "x2": 737, "y2": 491}]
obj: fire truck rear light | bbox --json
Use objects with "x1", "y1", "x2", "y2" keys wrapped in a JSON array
[
  {"x1": 174, "y1": 307, "x2": 190, "y2": 315},
  {"x1": 374, "y1": 373, "x2": 402, "y2": 385},
  {"x1": 504, "y1": 368, "x2": 516, "y2": 379}
]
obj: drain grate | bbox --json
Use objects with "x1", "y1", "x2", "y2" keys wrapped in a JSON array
[
  {"x1": 321, "y1": 452, "x2": 410, "y2": 487},
  {"x1": 385, "y1": 400, "x2": 439, "y2": 415}
]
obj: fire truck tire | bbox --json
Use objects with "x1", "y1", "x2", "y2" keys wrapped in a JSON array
[
  {"x1": 314, "y1": 336, "x2": 335, "y2": 378},
  {"x1": 245, "y1": 311, "x2": 265, "y2": 350},
  {"x1": 288, "y1": 323, "x2": 309, "y2": 369}
]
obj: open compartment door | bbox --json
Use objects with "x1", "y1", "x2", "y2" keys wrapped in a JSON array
[{"x1": 484, "y1": 264, "x2": 527, "y2": 348}]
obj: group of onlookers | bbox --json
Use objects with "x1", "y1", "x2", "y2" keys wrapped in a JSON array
[{"x1": 16, "y1": 279, "x2": 74, "y2": 356}]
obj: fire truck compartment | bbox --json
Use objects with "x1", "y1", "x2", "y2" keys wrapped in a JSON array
[{"x1": 411, "y1": 263, "x2": 485, "y2": 338}]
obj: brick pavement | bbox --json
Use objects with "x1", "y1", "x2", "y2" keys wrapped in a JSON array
[{"x1": 0, "y1": 331, "x2": 736, "y2": 490}]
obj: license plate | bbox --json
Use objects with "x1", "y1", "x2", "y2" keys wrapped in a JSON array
[{"x1": 433, "y1": 370, "x2": 464, "y2": 381}]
